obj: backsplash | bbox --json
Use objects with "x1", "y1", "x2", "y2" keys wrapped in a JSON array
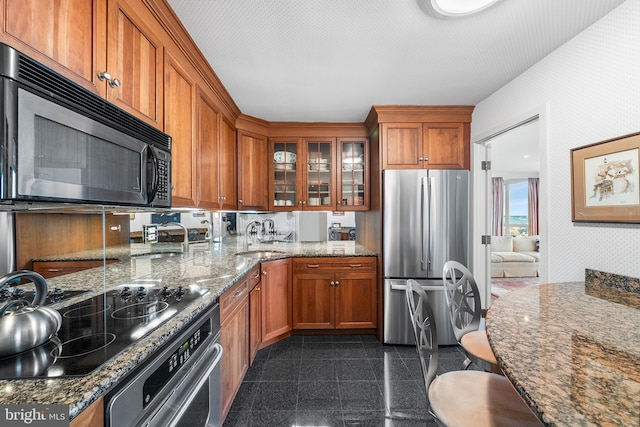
[{"x1": 585, "y1": 268, "x2": 640, "y2": 295}]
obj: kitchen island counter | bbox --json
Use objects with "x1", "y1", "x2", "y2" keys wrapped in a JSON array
[{"x1": 2, "y1": 238, "x2": 376, "y2": 421}]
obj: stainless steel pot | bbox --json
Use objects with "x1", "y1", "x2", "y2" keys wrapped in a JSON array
[{"x1": 0, "y1": 270, "x2": 62, "y2": 357}]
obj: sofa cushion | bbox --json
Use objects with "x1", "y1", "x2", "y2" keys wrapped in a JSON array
[
  {"x1": 513, "y1": 235, "x2": 538, "y2": 252},
  {"x1": 491, "y1": 235, "x2": 513, "y2": 252},
  {"x1": 519, "y1": 251, "x2": 540, "y2": 262},
  {"x1": 491, "y1": 251, "x2": 536, "y2": 263}
]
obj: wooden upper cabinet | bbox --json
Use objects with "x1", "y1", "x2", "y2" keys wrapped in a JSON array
[
  {"x1": 337, "y1": 138, "x2": 369, "y2": 210},
  {"x1": 218, "y1": 118, "x2": 237, "y2": 210},
  {"x1": 237, "y1": 130, "x2": 269, "y2": 211},
  {"x1": 423, "y1": 122, "x2": 469, "y2": 169},
  {"x1": 164, "y1": 49, "x2": 196, "y2": 207},
  {"x1": 104, "y1": 0, "x2": 163, "y2": 128},
  {"x1": 1, "y1": 0, "x2": 101, "y2": 91},
  {"x1": 381, "y1": 123, "x2": 423, "y2": 169},
  {"x1": 196, "y1": 89, "x2": 220, "y2": 209}
]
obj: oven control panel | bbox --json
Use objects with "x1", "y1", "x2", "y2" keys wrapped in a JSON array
[{"x1": 142, "y1": 317, "x2": 212, "y2": 408}]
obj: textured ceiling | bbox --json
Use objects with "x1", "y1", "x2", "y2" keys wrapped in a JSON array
[{"x1": 167, "y1": 0, "x2": 625, "y2": 122}]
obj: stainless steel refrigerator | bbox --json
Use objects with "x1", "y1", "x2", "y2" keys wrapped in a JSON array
[{"x1": 383, "y1": 169, "x2": 469, "y2": 345}]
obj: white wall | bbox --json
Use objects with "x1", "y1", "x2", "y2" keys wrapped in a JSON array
[{"x1": 472, "y1": 0, "x2": 640, "y2": 282}]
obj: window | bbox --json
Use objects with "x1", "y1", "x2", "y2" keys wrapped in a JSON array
[{"x1": 504, "y1": 179, "x2": 528, "y2": 236}]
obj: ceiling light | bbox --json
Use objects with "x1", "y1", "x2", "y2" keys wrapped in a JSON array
[{"x1": 428, "y1": 0, "x2": 502, "y2": 17}]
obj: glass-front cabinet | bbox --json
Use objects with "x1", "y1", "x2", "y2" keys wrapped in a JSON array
[
  {"x1": 337, "y1": 138, "x2": 369, "y2": 211},
  {"x1": 270, "y1": 136, "x2": 368, "y2": 211},
  {"x1": 271, "y1": 140, "x2": 299, "y2": 208},
  {"x1": 305, "y1": 139, "x2": 335, "y2": 210}
]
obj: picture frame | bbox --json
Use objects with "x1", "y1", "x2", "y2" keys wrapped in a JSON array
[{"x1": 571, "y1": 131, "x2": 640, "y2": 223}]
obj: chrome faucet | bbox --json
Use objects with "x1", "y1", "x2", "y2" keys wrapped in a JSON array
[
  {"x1": 261, "y1": 219, "x2": 276, "y2": 242},
  {"x1": 243, "y1": 220, "x2": 262, "y2": 252},
  {"x1": 160, "y1": 222, "x2": 189, "y2": 253},
  {"x1": 200, "y1": 220, "x2": 212, "y2": 243}
]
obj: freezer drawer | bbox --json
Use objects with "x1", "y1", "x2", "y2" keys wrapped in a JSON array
[{"x1": 383, "y1": 279, "x2": 457, "y2": 346}]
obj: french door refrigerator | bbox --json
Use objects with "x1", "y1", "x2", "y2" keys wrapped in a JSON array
[{"x1": 382, "y1": 169, "x2": 469, "y2": 345}]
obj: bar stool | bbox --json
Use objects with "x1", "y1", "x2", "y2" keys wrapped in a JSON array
[
  {"x1": 442, "y1": 260, "x2": 501, "y2": 374},
  {"x1": 405, "y1": 279, "x2": 542, "y2": 427}
]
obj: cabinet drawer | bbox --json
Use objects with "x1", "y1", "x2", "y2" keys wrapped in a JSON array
[
  {"x1": 219, "y1": 277, "x2": 249, "y2": 322},
  {"x1": 248, "y1": 264, "x2": 261, "y2": 289},
  {"x1": 293, "y1": 257, "x2": 376, "y2": 273},
  {"x1": 32, "y1": 260, "x2": 117, "y2": 279}
]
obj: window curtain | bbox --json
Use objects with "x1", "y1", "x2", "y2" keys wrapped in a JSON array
[
  {"x1": 492, "y1": 177, "x2": 504, "y2": 236},
  {"x1": 528, "y1": 178, "x2": 539, "y2": 235}
]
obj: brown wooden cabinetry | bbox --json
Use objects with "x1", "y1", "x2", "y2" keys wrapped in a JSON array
[
  {"x1": 237, "y1": 130, "x2": 269, "y2": 211},
  {"x1": 248, "y1": 265, "x2": 262, "y2": 365},
  {"x1": 369, "y1": 106, "x2": 473, "y2": 170},
  {"x1": 292, "y1": 257, "x2": 377, "y2": 330},
  {"x1": 69, "y1": 396, "x2": 103, "y2": 427},
  {"x1": 260, "y1": 258, "x2": 292, "y2": 344},
  {"x1": 337, "y1": 138, "x2": 369, "y2": 210},
  {"x1": 220, "y1": 273, "x2": 250, "y2": 420}
]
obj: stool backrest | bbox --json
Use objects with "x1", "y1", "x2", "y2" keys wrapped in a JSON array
[
  {"x1": 405, "y1": 279, "x2": 439, "y2": 393},
  {"x1": 442, "y1": 261, "x2": 482, "y2": 342}
]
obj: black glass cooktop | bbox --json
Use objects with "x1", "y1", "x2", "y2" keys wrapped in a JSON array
[{"x1": 0, "y1": 285, "x2": 209, "y2": 379}]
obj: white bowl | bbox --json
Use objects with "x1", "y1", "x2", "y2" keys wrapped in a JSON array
[{"x1": 274, "y1": 151, "x2": 296, "y2": 163}]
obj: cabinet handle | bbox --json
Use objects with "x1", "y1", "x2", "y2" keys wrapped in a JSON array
[
  {"x1": 97, "y1": 71, "x2": 121, "y2": 88},
  {"x1": 307, "y1": 264, "x2": 320, "y2": 268},
  {"x1": 251, "y1": 273, "x2": 260, "y2": 280},
  {"x1": 418, "y1": 157, "x2": 424, "y2": 161},
  {"x1": 239, "y1": 199, "x2": 243, "y2": 204},
  {"x1": 335, "y1": 281, "x2": 340, "y2": 286},
  {"x1": 108, "y1": 77, "x2": 121, "y2": 88},
  {"x1": 337, "y1": 200, "x2": 342, "y2": 205},
  {"x1": 262, "y1": 270, "x2": 267, "y2": 276},
  {"x1": 330, "y1": 281, "x2": 335, "y2": 286},
  {"x1": 349, "y1": 264, "x2": 362, "y2": 268},
  {"x1": 232, "y1": 288, "x2": 245, "y2": 301},
  {"x1": 47, "y1": 269, "x2": 61, "y2": 272}
]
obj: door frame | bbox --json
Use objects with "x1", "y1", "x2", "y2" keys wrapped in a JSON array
[{"x1": 470, "y1": 104, "x2": 549, "y2": 307}]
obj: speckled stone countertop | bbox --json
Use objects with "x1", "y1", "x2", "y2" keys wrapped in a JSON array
[
  {"x1": 486, "y1": 274, "x2": 640, "y2": 426},
  {"x1": 1, "y1": 238, "x2": 376, "y2": 420}
]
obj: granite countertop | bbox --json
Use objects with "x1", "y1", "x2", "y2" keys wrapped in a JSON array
[
  {"x1": 486, "y1": 273, "x2": 640, "y2": 426},
  {"x1": 2, "y1": 238, "x2": 376, "y2": 420}
]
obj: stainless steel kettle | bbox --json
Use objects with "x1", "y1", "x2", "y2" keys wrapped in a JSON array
[{"x1": 0, "y1": 270, "x2": 62, "y2": 358}]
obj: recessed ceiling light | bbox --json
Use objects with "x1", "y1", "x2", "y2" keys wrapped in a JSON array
[
  {"x1": 429, "y1": 0, "x2": 502, "y2": 17},
  {"x1": 523, "y1": 154, "x2": 530, "y2": 158}
]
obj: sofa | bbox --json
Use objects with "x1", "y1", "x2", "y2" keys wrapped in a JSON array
[{"x1": 491, "y1": 235, "x2": 540, "y2": 278}]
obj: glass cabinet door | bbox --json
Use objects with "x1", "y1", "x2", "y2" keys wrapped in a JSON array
[
  {"x1": 338, "y1": 138, "x2": 368, "y2": 210},
  {"x1": 272, "y1": 141, "x2": 299, "y2": 209},
  {"x1": 305, "y1": 139, "x2": 334, "y2": 209}
]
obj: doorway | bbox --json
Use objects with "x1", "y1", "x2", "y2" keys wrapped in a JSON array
[{"x1": 471, "y1": 110, "x2": 547, "y2": 306}]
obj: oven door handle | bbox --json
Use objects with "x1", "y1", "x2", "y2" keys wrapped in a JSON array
[{"x1": 167, "y1": 342, "x2": 223, "y2": 427}]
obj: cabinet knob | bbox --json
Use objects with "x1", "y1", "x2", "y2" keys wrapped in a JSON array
[
  {"x1": 97, "y1": 71, "x2": 112, "y2": 81},
  {"x1": 262, "y1": 270, "x2": 267, "y2": 276},
  {"x1": 239, "y1": 199, "x2": 243, "y2": 204},
  {"x1": 108, "y1": 77, "x2": 121, "y2": 88},
  {"x1": 418, "y1": 157, "x2": 424, "y2": 161},
  {"x1": 335, "y1": 281, "x2": 340, "y2": 286},
  {"x1": 330, "y1": 281, "x2": 335, "y2": 286},
  {"x1": 337, "y1": 200, "x2": 342, "y2": 205},
  {"x1": 424, "y1": 157, "x2": 429, "y2": 161}
]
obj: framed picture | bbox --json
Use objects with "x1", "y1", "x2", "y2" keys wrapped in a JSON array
[{"x1": 571, "y1": 131, "x2": 640, "y2": 223}]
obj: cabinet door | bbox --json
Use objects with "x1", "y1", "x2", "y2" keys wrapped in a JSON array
[
  {"x1": 304, "y1": 138, "x2": 335, "y2": 210},
  {"x1": 105, "y1": 0, "x2": 163, "y2": 128},
  {"x1": 164, "y1": 50, "x2": 196, "y2": 207},
  {"x1": 334, "y1": 272, "x2": 377, "y2": 329},
  {"x1": 423, "y1": 123, "x2": 469, "y2": 169},
  {"x1": 270, "y1": 139, "x2": 301, "y2": 210},
  {"x1": 219, "y1": 118, "x2": 237, "y2": 210},
  {"x1": 196, "y1": 88, "x2": 220, "y2": 209},
  {"x1": 337, "y1": 138, "x2": 369, "y2": 211},
  {"x1": 293, "y1": 274, "x2": 335, "y2": 329},
  {"x1": 237, "y1": 130, "x2": 269, "y2": 211},
  {"x1": 381, "y1": 123, "x2": 423, "y2": 169},
  {"x1": 249, "y1": 282, "x2": 261, "y2": 365},
  {"x1": 261, "y1": 258, "x2": 292, "y2": 343},
  {"x1": 220, "y1": 280, "x2": 249, "y2": 419},
  {"x1": 3, "y1": 0, "x2": 101, "y2": 92}
]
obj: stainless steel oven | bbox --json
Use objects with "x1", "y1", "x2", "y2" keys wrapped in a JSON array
[
  {"x1": 0, "y1": 42, "x2": 171, "y2": 208},
  {"x1": 105, "y1": 304, "x2": 223, "y2": 427}
]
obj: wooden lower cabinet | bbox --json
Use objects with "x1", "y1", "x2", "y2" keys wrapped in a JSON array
[
  {"x1": 260, "y1": 258, "x2": 292, "y2": 343},
  {"x1": 293, "y1": 257, "x2": 377, "y2": 330},
  {"x1": 248, "y1": 265, "x2": 262, "y2": 365},
  {"x1": 69, "y1": 397, "x2": 103, "y2": 427},
  {"x1": 220, "y1": 275, "x2": 250, "y2": 420}
]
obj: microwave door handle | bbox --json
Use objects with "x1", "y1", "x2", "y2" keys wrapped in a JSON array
[{"x1": 145, "y1": 145, "x2": 159, "y2": 203}]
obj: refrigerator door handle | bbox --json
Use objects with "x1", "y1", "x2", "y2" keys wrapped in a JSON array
[
  {"x1": 390, "y1": 282, "x2": 443, "y2": 292},
  {"x1": 420, "y1": 177, "x2": 427, "y2": 270}
]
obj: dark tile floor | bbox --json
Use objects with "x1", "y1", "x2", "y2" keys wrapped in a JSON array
[{"x1": 222, "y1": 334, "x2": 470, "y2": 427}]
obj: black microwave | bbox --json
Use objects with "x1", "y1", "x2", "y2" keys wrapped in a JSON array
[{"x1": 0, "y1": 43, "x2": 171, "y2": 208}]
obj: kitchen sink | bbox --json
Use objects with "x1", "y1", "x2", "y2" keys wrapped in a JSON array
[
  {"x1": 130, "y1": 251, "x2": 183, "y2": 259},
  {"x1": 234, "y1": 250, "x2": 287, "y2": 258}
]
